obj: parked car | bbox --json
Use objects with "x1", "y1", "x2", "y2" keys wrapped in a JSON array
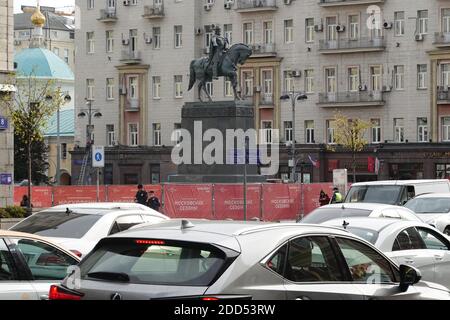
[
  {"x1": 0, "y1": 230, "x2": 80, "y2": 300},
  {"x1": 50, "y1": 220, "x2": 450, "y2": 300},
  {"x1": 322, "y1": 217, "x2": 450, "y2": 289},
  {"x1": 9, "y1": 207, "x2": 169, "y2": 257},
  {"x1": 344, "y1": 180, "x2": 450, "y2": 206},
  {"x1": 299, "y1": 203, "x2": 423, "y2": 224},
  {"x1": 48, "y1": 202, "x2": 162, "y2": 215},
  {"x1": 405, "y1": 193, "x2": 450, "y2": 235}
]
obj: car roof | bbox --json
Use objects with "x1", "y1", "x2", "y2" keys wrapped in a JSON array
[
  {"x1": 38, "y1": 207, "x2": 169, "y2": 219},
  {"x1": 413, "y1": 193, "x2": 450, "y2": 199},
  {"x1": 322, "y1": 217, "x2": 426, "y2": 232},
  {"x1": 51, "y1": 202, "x2": 150, "y2": 210},
  {"x1": 322, "y1": 203, "x2": 400, "y2": 211},
  {"x1": 350, "y1": 180, "x2": 448, "y2": 186}
]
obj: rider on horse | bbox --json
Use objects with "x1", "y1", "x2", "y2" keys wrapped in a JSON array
[{"x1": 207, "y1": 25, "x2": 229, "y2": 80}]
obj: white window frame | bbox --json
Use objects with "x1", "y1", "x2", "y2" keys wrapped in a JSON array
[
  {"x1": 153, "y1": 123, "x2": 162, "y2": 146},
  {"x1": 263, "y1": 21, "x2": 273, "y2": 45},
  {"x1": 371, "y1": 65, "x2": 382, "y2": 92},
  {"x1": 371, "y1": 119, "x2": 381, "y2": 144},
  {"x1": 242, "y1": 70, "x2": 253, "y2": 97},
  {"x1": 284, "y1": 71, "x2": 294, "y2": 93},
  {"x1": 153, "y1": 76, "x2": 161, "y2": 99},
  {"x1": 106, "y1": 78, "x2": 114, "y2": 100},
  {"x1": 305, "y1": 18, "x2": 314, "y2": 43},
  {"x1": 418, "y1": 10, "x2": 428, "y2": 35},
  {"x1": 86, "y1": 79, "x2": 94, "y2": 100},
  {"x1": 261, "y1": 69, "x2": 273, "y2": 104},
  {"x1": 327, "y1": 120, "x2": 336, "y2": 144},
  {"x1": 243, "y1": 22, "x2": 253, "y2": 45},
  {"x1": 443, "y1": 9, "x2": 450, "y2": 33},
  {"x1": 305, "y1": 120, "x2": 314, "y2": 144},
  {"x1": 261, "y1": 121, "x2": 273, "y2": 145},
  {"x1": 305, "y1": 69, "x2": 314, "y2": 94},
  {"x1": 394, "y1": 11, "x2": 405, "y2": 36},
  {"x1": 128, "y1": 76, "x2": 138, "y2": 100},
  {"x1": 87, "y1": 0, "x2": 94, "y2": 10},
  {"x1": 106, "y1": 30, "x2": 114, "y2": 53},
  {"x1": 417, "y1": 118, "x2": 428, "y2": 143},
  {"x1": 417, "y1": 64, "x2": 427, "y2": 89},
  {"x1": 348, "y1": 66, "x2": 359, "y2": 92},
  {"x1": 284, "y1": 19, "x2": 294, "y2": 44},
  {"x1": 128, "y1": 123, "x2": 138, "y2": 147},
  {"x1": 394, "y1": 118, "x2": 405, "y2": 143},
  {"x1": 224, "y1": 79, "x2": 233, "y2": 97},
  {"x1": 153, "y1": 27, "x2": 161, "y2": 49},
  {"x1": 87, "y1": 32, "x2": 95, "y2": 54},
  {"x1": 325, "y1": 67, "x2": 337, "y2": 94},
  {"x1": 443, "y1": 117, "x2": 450, "y2": 142},
  {"x1": 206, "y1": 81, "x2": 214, "y2": 97},
  {"x1": 394, "y1": 65, "x2": 405, "y2": 90},
  {"x1": 175, "y1": 75, "x2": 183, "y2": 98},
  {"x1": 106, "y1": 124, "x2": 115, "y2": 147},
  {"x1": 224, "y1": 24, "x2": 232, "y2": 44},
  {"x1": 284, "y1": 121, "x2": 293, "y2": 143},
  {"x1": 174, "y1": 25, "x2": 183, "y2": 48},
  {"x1": 349, "y1": 14, "x2": 359, "y2": 40},
  {"x1": 326, "y1": 16, "x2": 337, "y2": 41}
]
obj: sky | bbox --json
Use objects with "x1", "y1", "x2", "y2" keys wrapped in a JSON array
[{"x1": 14, "y1": 0, "x2": 75, "y2": 13}]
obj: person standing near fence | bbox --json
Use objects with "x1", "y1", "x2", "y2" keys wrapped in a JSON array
[
  {"x1": 135, "y1": 184, "x2": 148, "y2": 206},
  {"x1": 147, "y1": 191, "x2": 161, "y2": 212}
]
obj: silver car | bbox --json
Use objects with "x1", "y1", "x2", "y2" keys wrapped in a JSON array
[{"x1": 50, "y1": 220, "x2": 450, "y2": 300}]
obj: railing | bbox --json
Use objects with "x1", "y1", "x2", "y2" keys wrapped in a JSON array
[
  {"x1": 236, "y1": 0, "x2": 277, "y2": 10},
  {"x1": 252, "y1": 43, "x2": 276, "y2": 55},
  {"x1": 318, "y1": 91, "x2": 384, "y2": 104},
  {"x1": 98, "y1": 8, "x2": 117, "y2": 21},
  {"x1": 143, "y1": 3, "x2": 164, "y2": 17},
  {"x1": 434, "y1": 32, "x2": 450, "y2": 46},
  {"x1": 127, "y1": 99, "x2": 140, "y2": 110},
  {"x1": 438, "y1": 88, "x2": 450, "y2": 101},
  {"x1": 260, "y1": 93, "x2": 274, "y2": 105},
  {"x1": 120, "y1": 50, "x2": 142, "y2": 63},
  {"x1": 319, "y1": 37, "x2": 385, "y2": 51}
]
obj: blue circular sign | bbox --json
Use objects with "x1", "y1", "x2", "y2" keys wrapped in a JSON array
[{"x1": 95, "y1": 152, "x2": 102, "y2": 162}]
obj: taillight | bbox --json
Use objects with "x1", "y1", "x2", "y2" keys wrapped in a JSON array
[
  {"x1": 70, "y1": 250, "x2": 83, "y2": 258},
  {"x1": 135, "y1": 239, "x2": 165, "y2": 245},
  {"x1": 202, "y1": 297, "x2": 219, "y2": 301},
  {"x1": 49, "y1": 285, "x2": 83, "y2": 300}
]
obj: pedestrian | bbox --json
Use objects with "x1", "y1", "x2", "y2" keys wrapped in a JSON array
[
  {"x1": 20, "y1": 194, "x2": 31, "y2": 208},
  {"x1": 135, "y1": 184, "x2": 148, "y2": 206},
  {"x1": 330, "y1": 187, "x2": 343, "y2": 204},
  {"x1": 147, "y1": 191, "x2": 161, "y2": 212},
  {"x1": 319, "y1": 190, "x2": 330, "y2": 206}
]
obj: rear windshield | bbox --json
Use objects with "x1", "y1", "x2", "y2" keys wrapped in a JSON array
[
  {"x1": 11, "y1": 211, "x2": 102, "y2": 239},
  {"x1": 405, "y1": 198, "x2": 450, "y2": 214},
  {"x1": 345, "y1": 227, "x2": 379, "y2": 244},
  {"x1": 301, "y1": 208, "x2": 372, "y2": 224},
  {"x1": 79, "y1": 238, "x2": 232, "y2": 286},
  {"x1": 345, "y1": 186, "x2": 403, "y2": 205}
]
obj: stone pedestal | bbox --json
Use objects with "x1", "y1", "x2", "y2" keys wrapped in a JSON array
[{"x1": 169, "y1": 101, "x2": 266, "y2": 183}]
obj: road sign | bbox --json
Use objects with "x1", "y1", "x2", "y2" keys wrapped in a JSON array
[
  {"x1": 0, "y1": 116, "x2": 8, "y2": 130},
  {"x1": 92, "y1": 145, "x2": 105, "y2": 168},
  {"x1": 0, "y1": 173, "x2": 12, "y2": 185}
]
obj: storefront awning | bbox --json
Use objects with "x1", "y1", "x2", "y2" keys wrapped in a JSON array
[{"x1": 0, "y1": 84, "x2": 17, "y2": 92}]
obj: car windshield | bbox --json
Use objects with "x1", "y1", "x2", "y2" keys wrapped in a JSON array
[
  {"x1": 79, "y1": 238, "x2": 231, "y2": 286},
  {"x1": 345, "y1": 227, "x2": 379, "y2": 244},
  {"x1": 10, "y1": 211, "x2": 102, "y2": 239},
  {"x1": 345, "y1": 186, "x2": 403, "y2": 205},
  {"x1": 405, "y1": 198, "x2": 450, "y2": 214},
  {"x1": 301, "y1": 208, "x2": 372, "y2": 224}
]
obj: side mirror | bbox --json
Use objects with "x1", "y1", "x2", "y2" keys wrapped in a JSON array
[{"x1": 399, "y1": 264, "x2": 421, "y2": 292}]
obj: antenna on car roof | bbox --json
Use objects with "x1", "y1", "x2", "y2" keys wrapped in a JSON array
[
  {"x1": 65, "y1": 208, "x2": 73, "y2": 215},
  {"x1": 181, "y1": 220, "x2": 195, "y2": 230},
  {"x1": 342, "y1": 220, "x2": 349, "y2": 229}
]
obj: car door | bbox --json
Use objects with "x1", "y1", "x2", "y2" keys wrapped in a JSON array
[
  {"x1": 280, "y1": 236, "x2": 364, "y2": 300},
  {"x1": 0, "y1": 238, "x2": 37, "y2": 300},
  {"x1": 416, "y1": 227, "x2": 450, "y2": 289},
  {"x1": 9, "y1": 237, "x2": 79, "y2": 300},
  {"x1": 333, "y1": 236, "x2": 421, "y2": 300},
  {"x1": 387, "y1": 227, "x2": 436, "y2": 282}
]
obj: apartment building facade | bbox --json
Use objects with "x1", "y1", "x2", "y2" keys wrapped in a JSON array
[
  {"x1": 0, "y1": 0, "x2": 14, "y2": 206},
  {"x1": 73, "y1": 0, "x2": 450, "y2": 184}
]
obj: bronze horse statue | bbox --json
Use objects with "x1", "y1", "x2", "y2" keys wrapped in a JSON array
[{"x1": 188, "y1": 43, "x2": 253, "y2": 102}]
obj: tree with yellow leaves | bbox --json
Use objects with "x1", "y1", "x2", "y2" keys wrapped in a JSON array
[{"x1": 333, "y1": 112, "x2": 371, "y2": 183}]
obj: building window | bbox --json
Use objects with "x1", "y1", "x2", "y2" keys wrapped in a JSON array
[
  {"x1": 87, "y1": 32, "x2": 94, "y2": 53},
  {"x1": 150, "y1": 164, "x2": 160, "y2": 184},
  {"x1": 130, "y1": 29, "x2": 138, "y2": 53},
  {"x1": 394, "y1": 11, "x2": 405, "y2": 36},
  {"x1": 153, "y1": 27, "x2": 161, "y2": 49},
  {"x1": 261, "y1": 69, "x2": 273, "y2": 104},
  {"x1": 436, "y1": 164, "x2": 450, "y2": 179},
  {"x1": 284, "y1": 19, "x2": 294, "y2": 44},
  {"x1": 153, "y1": 76, "x2": 161, "y2": 99},
  {"x1": 305, "y1": 69, "x2": 314, "y2": 93},
  {"x1": 443, "y1": 9, "x2": 450, "y2": 33},
  {"x1": 284, "y1": 121, "x2": 292, "y2": 143},
  {"x1": 224, "y1": 24, "x2": 232, "y2": 44},
  {"x1": 128, "y1": 76, "x2": 138, "y2": 99},
  {"x1": 242, "y1": 71, "x2": 253, "y2": 97},
  {"x1": 224, "y1": 79, "x2": 233, "y2": 97},
  {"x1": 417, "y1": 64, "x2": 427, "y2": 89},
  {"x1": 106, "y1": 30, "x2": 114, "y2": 53},
  {"x1": 61, "y1": 143, "x2": 67, "y2": 160},
  {"x1": 153, "y1": 123, "x2": 161, "y2": 146},
  {"x1": 263, "y1": 21, "x2": 273, "y2": 45},
  {"x1": 205, "y1": 25, "x2": 213, "y2": 49},
  {"x1": 206, "y1": 81, "x2": 214, "y2": 97},
  {"x1": 88, "y1": 0, "x2": 94, "y2": 9},
  {"x1": 325, "y1": 67, "x2": 337, "y2": 94},
  {"x1": 128, "y1": 123, "x2": 138, "y2": 146},
  {"x1": 63, "y1": 49, "x2": 69, "y2": 63},
  {"x1": 442, "y1": 117, "x2": 450, "y2": 142},
  {"x1": 394, "y1": 65, "x2": 405, "y2": 90},
  {"x1": 131, "y1": 0, "x2": 138, "y2": 5},
  {"x1": 106, "y1": 124, "x2": 115, "y2": 146},
  {"x1": 284, "y1": 71, "x2": 294, "y2": 92},
  {"x1": 371, "y1": 66, "x2": 382, "y2": 92},
  {"x1": 53, "y1": 47, "x2": 60, "y2": 56},
  {"x1": 349, "y1": 15, "x2": 359, "y2": 40},
  {"x1": 394, "y1": 118, "x2": 405, "y2": 142},
  {"x1": 326, "y1": 17, "x2": 337, "y2": 41},
  {"x1": 442, "y1": 64, "x2": 450, "y2": 88},
  {"x1": 417, "y1": 118, "x2": 428, "y2": 143},
  {"x1": 86, "y1": 79, "x2": 94, "y2": 100},
  {"x1": 106, "y1": 78, "x2": 114, "y2": 100},
  {"x1": 371, "y1": 119, "x2": 381, "y2": 143},
  {"x1": 174, "y1": 25, "x2": 183, "y2": 48},
  {"x1": 418, "y1": 10, "x2": 428, "y2": 35},
  {"x1": 243, "y1": 22, "x2": 253, "y2": 45},
  {"x1": 326, "y1": 120, "x2": 335, "y2": 144},
  {"x1": 305, "y1": 120, "x2": 314, "y2": 144},
  {"x1": 348, "y1": 67, "x2": 359, "y2": 92},
  {"x1": 174, "y1": 75, "x2": 183, "y2": 98},
  {"x1": 305, "y1": 18, "x2": 314, "y2": 43},
  {"x1": 261, "y1": 121, "x2": 273, "y2": 144}
]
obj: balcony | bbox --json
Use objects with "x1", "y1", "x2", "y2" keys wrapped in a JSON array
[
  {"x1": 120, "y1": 50, "x2": 142, "y2": 64},
  {"x1": 142, "y1": 4, "x2": 164, "y2": 19},
  {"x1": 125, "y1": 99, "x2": 140, "y2": 111},
  {"x1": 319, "y1": 37, "x2": 385, "y2": 54},
  {"x1": 98, "y1": 8, "x2": 117, "y2": 22},
  {"x1": 259, "y1": 93, "x2": 274, "y2": 107},
  {"x1": 438, "y1": 88, "x2": 450, "y2": 104},
  {"x1": 236, "y1": 0, "x2": 278, "y2": 12},
  {"x1": 318, "y1": 91, "x2": 385, "y2": 107},
  {"x1": 251, "y1": 43, "x2": 277, "y2": 57},
  {"x1": 319, "y1": 0, "x2": 384, "y2": 7},
  {"x1": 434, "y1": 32, "x2": 450, "y2": 48}
]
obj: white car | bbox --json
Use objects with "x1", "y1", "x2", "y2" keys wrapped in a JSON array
[
  {"x1": 9, "y1": 207, "x2": 169, "y2": 257},
  {"x1": 300, "y1": 203, "x2": 423, "y2": 224},
  {"x1": 405, "y1": 193, "x2": 450, "y2": 235},
  {"x1": 48, "y1": 202, "x2": 160, "y2": 214},
  {"x1": 323, "y1": 217, "x2": 450, "y2": 289}
]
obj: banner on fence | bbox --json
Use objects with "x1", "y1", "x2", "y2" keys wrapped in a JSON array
[
  {"x1": 14, "y1": 186, "x2": 53, "y2": 208},
  {"x1": 164, "y1": 184, "x2": 213, "y2": 219},
  {"x1": 213, "y1": 184, "x2": 261, "y2": 220},
  {"x1": 261, "y1": 184, "x2": 301, "y2": 221},
  {"x1": 53, "y1": 186, "x2": 107, "y2": 205}
]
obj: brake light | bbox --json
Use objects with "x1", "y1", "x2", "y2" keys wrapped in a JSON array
[
  {"x1": 135, "y1": 239, "x2": 165, "y2": 245},
  {"x1": 70, "y1": 250, "x2": 83, "y2": 258},
  {"x1": 202, "y1": 297, "x2": 219, "y2": 301},
  {"x1": 49, "y1": 285, "x2": 83, "y2": 300}
]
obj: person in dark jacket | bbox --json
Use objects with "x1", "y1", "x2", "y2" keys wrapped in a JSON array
[
  {"x1": 319, "y1": 190, "x2": 331, "y2": 206},
  {"x1": 135, "y1": 184, "x2": 148, "y2": 205},
  {"x1": 147, "y1": 191, "x2": 161, "y2": 211}
]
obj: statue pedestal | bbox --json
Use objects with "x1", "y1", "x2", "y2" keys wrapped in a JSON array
[{"x1": 169, "y1": 101, "x2": 266, "y2": 183}]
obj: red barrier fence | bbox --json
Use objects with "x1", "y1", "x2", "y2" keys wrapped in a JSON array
[{"x1": 14, "y1": 183, "x2": 338, "y2": 221}]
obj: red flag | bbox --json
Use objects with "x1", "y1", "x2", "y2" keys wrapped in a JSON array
[{"x1": 368, "y1": 157, "x2": 375, "y2": 173}]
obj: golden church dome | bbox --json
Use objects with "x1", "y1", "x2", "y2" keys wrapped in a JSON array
[{"x1": 31, "y1": 5, "x2": 46, "y2": 27}]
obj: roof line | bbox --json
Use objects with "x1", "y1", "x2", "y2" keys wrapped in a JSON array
[{"x1": 234, "y1": 223, "x2": 349, "y2": 236}]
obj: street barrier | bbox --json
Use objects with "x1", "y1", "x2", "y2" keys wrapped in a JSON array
[
  {"x1": 213, "y1": 184, "x2": 262, "y2": 220},
  {"x1": 261, "y1": 184, "x2": 301, "y2": 221},
  {"x1": 164, "y1": 184, "x2": 213, "y2": 219},
  {"x1": 14, "y1": 186, "x2": 53, "y2": 208},
  {"x1": 53, "y1": 186, "x2": 107, "y2": 205}
]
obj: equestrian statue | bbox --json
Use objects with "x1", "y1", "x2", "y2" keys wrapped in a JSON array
[{"x1": 188, "y1": 25, "x2": 253, "y2": 102}]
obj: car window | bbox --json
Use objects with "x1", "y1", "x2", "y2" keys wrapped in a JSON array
[
  {"x1": 0, "y1": 239, "x2": 16, "y2": 281},
  {"x1": 284, "y1": 237, "x2": 343, "y2": 282},
  {"x1": 11, "y1": 238, "x2": 78, "y2": 280},
  {"x1": 392, "y1": 227, "x2": 426, "y2": 251},
  {"x1": 344, "y1": 186, "x2": 402, "y2": 205},
  {"x1": 405, "y1": 198, "x2": 450, "y2": 214},
  {"x1": 109, "y1": 215, "x2": 144, "y2": 235},
  {"x1": 416, "y1": 227, "x2": 450, "y2": 251},
  {"x1": 266, "y1": 244, "x2": 287, "y2": 276},
  {"x1": 336, "y1": 237, "x2": 397, "y2": 283}
]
